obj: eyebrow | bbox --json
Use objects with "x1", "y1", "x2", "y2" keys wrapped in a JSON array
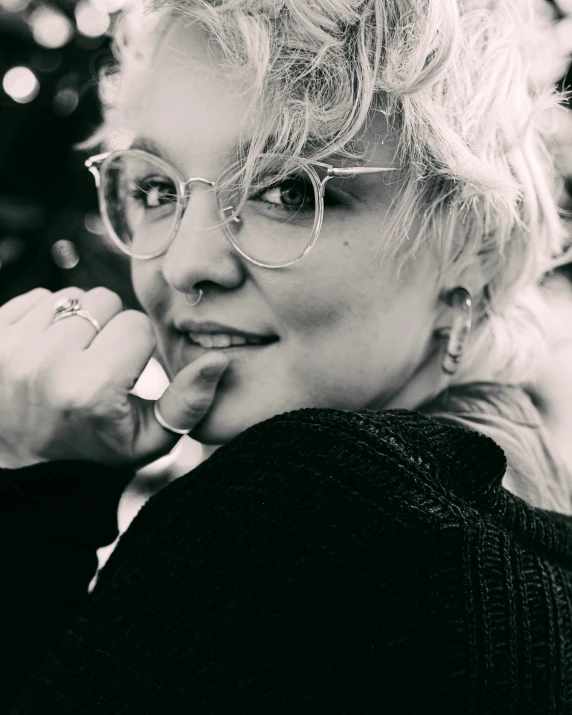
[
  {"x1": 128, "y1": 135, "x2": 279, "y2": 166},
  {"x1": 126, "y1": 135, "x2": 394, "y2": 203},
  {"x1": 128, "y1": 136, "x2": 166, "y2": 155}
]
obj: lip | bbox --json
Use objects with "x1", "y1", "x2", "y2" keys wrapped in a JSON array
[
  {"x1": 180, "y1": 334, "x2": 279, "y2": 355},
  {"x1": 174, "y1": 319, "x2": 277, "y2": 342}
]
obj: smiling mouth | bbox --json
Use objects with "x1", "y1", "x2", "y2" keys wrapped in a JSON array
[{"x1": 183, "y1": 333, "x2": 280, "y2": 350}]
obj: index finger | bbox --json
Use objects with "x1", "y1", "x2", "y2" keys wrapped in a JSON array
[
  {"x1": 0, "y1": 288, "x2": 50, "y2": 325},
  {"x1": 85, "y1": 309, "x2": 158, "y2": 387}
]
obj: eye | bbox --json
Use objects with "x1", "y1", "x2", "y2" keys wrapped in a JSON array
[
  {"x1": 253, "y1": 174, "x2": 315, "y2": 213},
  {"x1": 126, "y1": 175, "x2": 178, "y2": 210}
]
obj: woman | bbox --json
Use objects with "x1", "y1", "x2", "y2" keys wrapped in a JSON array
[{"x1": 1, "y1": 0, "x2": 572, "y2": 712}]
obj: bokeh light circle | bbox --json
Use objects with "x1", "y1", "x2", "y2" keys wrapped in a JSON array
[
  {"x1": 75, "y1": 0, "x2": 110, "y2": 37},
  {"x1": 2, "y1": 67, "x2": 40, "y2": 104},
  {"x1": 29, "y1": 6, "x2": 73, "y2": 49},
  {"x1": 90, "y1": 0, "x2": 128, "y2": 14},
  {"x1": 52, "y1": 87, "x2": 80, "y2": 115},
  {"x1": 51, "y1": 240, "x2": 80, "y2": 269},
  {"x1": 0, "y1": 0, "x2": 31, "y2": 13}
]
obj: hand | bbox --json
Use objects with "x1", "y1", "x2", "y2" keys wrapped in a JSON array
[{"x1": 0, "y1": 287, "x2": 229, "y2": 470}]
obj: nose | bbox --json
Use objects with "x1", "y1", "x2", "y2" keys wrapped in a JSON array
[{"x1": 161, "y1": 178, "x2": 244, "y2": 294}]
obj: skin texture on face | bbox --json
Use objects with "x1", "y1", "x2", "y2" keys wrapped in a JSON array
[{"x1": 129, "y1": 21, "x2": 453, "y2": 445}]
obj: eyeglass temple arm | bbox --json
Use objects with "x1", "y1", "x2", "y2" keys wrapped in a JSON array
[
  {"x1": 314, "y1": 163, "x2": 399, "y2": 196},
  {"x1": 84, "y1": 151, "x2": 113, "y2": 188},
  {"x1": 326, "y1": 166, "x2": 399, "y2": 177},
  {"x1": 85, "y1": 151, "x2": 112, "y2": 168},
  {"x1": 83, "y1": 151, "x2": 398, "y2": 192}
]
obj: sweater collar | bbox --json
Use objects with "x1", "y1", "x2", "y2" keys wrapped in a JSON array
[
  {"x1": 268, "y1": 406, "x2": 572, "y2": 561},
  {"x1": 340, "y1": 408, "x2": 509, "y2": 504}
]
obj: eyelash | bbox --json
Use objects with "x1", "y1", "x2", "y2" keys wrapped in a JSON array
[
  {"x1": 251, "y1": 177, "x2": 340, "y2": 211},
  {"x1": 124, "y1": 175, "x2": 343, "y2": 213}
]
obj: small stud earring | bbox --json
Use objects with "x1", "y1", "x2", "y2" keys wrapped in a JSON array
[{"x1": 438, "y1": 287, "x2": 472, "y2": 376}]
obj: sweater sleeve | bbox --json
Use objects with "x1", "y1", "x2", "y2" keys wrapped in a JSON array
[
  {"x1": 0, "y1": 462, "x2": 133, "y2": 713},
  {"x1": 8, "y1": 410, "x2": 523, "y2": 715}
]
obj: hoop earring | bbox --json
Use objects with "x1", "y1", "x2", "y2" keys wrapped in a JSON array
[
  {"x1": 185, "y1": 289, "x2": 203, "y2": 307},
  {"x1": 439, "y1": 287, "x2": 472, "y2": 376}
]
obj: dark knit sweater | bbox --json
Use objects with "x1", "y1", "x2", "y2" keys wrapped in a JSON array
[{"x1": 2, "y1": 408, "x2": 572, "y2": 714}]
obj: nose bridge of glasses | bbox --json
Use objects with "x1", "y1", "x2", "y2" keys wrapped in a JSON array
[
  {"x1": 177, "y1": 175, "x2": 233, "y2": 237},
  {"x1": 181, "y1": 176, "x2": 218, "y2": 216},
  {"x1": 180, "y1": 175, "x2": 242, "y2": 231},
  {"x1": 182, "y1": 176, "x2": 216, "y2": 195}
]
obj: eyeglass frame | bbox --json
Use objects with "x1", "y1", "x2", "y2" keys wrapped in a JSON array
[{"x1": 85, "y1": 148, "x2": 399, "y2": 269}]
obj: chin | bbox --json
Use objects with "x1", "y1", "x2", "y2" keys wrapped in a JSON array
[
  {"x1": 189, "y1": 405, "x2": 266, "y2": 445},
  {"x1": 188, "y1": 379, "x2": 302, "y2": 446}
]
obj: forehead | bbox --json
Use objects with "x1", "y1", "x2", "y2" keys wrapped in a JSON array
[
  {"x1": 135, "y1": 20, "x2": 399, "y2": 180},
  {"x1": 137, "y1": 21, "x2": 258, "y2": 169}
]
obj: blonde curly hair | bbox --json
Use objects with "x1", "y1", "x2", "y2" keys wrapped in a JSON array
[{"x1": 79, "y1": 0, "x2": 572, "y2": 511}]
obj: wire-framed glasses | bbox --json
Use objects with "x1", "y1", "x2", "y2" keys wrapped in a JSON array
[{"x1": 85, "y1": 148, "x2": 398, "y2": 269}]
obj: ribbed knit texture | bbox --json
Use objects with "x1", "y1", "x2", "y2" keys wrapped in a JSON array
[{"x1": 4, "y1": 408, "x2": 572, "y2": 714}]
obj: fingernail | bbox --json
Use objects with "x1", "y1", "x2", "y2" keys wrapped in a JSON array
[{"x1": 200, "y1": 361, "x2": 228, "y2": 381}]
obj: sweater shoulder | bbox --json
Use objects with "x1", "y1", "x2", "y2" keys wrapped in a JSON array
[{"x1": 111, "y1": 408, "x2": 572, "y2": 572}]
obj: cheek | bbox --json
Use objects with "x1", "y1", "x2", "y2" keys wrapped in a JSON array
[
  {"x1": 130, "y1": 261, "x2": 167, "y2": 319},
  {"x1": 264, "y1": 255, "x2": 367, "y2": 338},
  {"x1": 275, "y1": 252, "x2": 437, "y2": 376}
]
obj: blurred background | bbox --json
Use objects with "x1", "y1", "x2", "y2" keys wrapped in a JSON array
[
  {"x1": 0, "y1": 0, "x2": 571, "y2": 566},
  {"x1": 0, "y1": 0, "x2": 210, "y2": 565},
  {"x1": 0, "y1": 0, "x2": 137, "y2": 307}
]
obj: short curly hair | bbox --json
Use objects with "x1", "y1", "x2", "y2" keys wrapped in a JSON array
[
  {"x1": 79, "y1": 0, "x2": 572, "y2": 509},
  {"x1": 80, "y1": 0, "x2": 570, "y2": 384}
]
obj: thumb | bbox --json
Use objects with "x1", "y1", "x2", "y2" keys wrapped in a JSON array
[{"x1": 129, "y1": 352, "x2": 229, "y2": 465}]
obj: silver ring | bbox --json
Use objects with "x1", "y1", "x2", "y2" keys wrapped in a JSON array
[
  {"x1": 51, "y1": 296, "x2": 102, "y2": 334},
  {"x1": 185, "y1": 289, "x2": 203, "y2": 307},
  {"x1": 153, "y1": 401, "x2": 191, "y2": 435}
]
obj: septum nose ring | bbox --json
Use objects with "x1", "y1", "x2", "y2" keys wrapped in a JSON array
[
  {"x1": 180, "y1": 177, "x2": 241, "y2": 310},
  {"x1": 185, "y1": 289, "x2": 203, "y2": 307}
]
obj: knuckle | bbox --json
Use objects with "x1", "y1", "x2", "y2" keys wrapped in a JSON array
[
  {"x1": 121, "y1": 309, "x2": 156, "y2": 337},
  {"x1": 88, "y1": 286, "x2": 123, "y2": 312},
  {"x1": 185, "y1": 398, "x2": 212, "y2": 417},
  {"x1": 122, "y1": 309, "x2": 151, "y2": 326},
  {"x1": 29, "y1": 287, "x2": 51, "y2": 300},
  {"x1": 52, "y1": 286, "x2": 85, "y2": 303}
]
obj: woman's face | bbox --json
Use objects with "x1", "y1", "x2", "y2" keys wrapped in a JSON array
[{"x1": 130, "y1": 22, "x2": 448, "y2": 444}]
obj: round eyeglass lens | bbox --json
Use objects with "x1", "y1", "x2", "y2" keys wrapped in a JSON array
[
  {"x1": 217, "y1": 155, "x2": 320, "y2": 266},
  {"x1": 101, "y1": 152, "x2": 181, "y2": 256}
]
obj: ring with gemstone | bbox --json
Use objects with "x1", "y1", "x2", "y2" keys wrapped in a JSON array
[{"x1": 51, "y1": 296, "x2": 102, "y2": 334}]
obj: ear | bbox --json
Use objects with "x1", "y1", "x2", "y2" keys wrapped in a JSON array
[{"x1": 434, "y1": 252, "x2": 493, "y2": 329}]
